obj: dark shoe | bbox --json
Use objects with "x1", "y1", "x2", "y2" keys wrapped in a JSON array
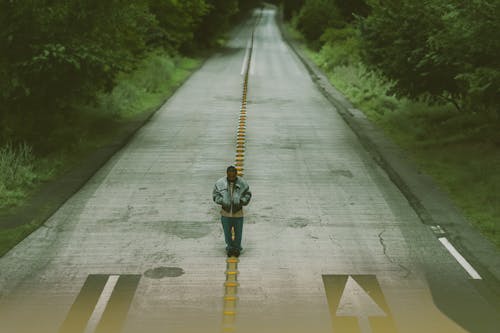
[
  {"x1": 233, "y1": 249, "x2": 240, "y2": 257},
  {"x1": 227, "y1": 249, "x2": 235, "y2": 257}
]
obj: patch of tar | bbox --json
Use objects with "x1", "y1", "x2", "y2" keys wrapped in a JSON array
[
  {"x1": 162, "y1": 221, "x2": 212, "y2": 239},
  {"x1": 330, "y1": 169, "x2": 354, "y2": 178},
  {"x1": 250, "y1": 97, "x2": 293, "y2": 106},
  {"x1": 150, "y1": 252, "x2": 175, "y2": 262},
  {"x1": 213, "y1": 95, "x2": 241, "y2": 102},
  {"x1": 280, "y1": 144, "x2": 298, "y2": 150},
  {"x1": 144, "y1": 266, "x2": 184, "y2": 279},
  {"x1": 288, "y1": 217, "x2": 309, "y2": 228}
]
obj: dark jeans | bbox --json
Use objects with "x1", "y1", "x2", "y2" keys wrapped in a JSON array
[{"x1": 221, "y1": 216, "x2": 243, "y2": 252}]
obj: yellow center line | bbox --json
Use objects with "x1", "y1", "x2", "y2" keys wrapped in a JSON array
[{"x1": 221, "y1": 10, "x2": 262, "y2": 332}]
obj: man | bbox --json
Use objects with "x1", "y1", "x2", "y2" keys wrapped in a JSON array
[{"x1": 212, "y1": 166, "x2": 252, "y2": 257}]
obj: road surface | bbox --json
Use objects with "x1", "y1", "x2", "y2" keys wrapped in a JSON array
[{"x1": 0, "y1": 7, "x2": 498, "y2": 333}]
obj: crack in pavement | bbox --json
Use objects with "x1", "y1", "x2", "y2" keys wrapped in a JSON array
[
  {"x1": 329, "y1": 234, "x2": 343, "y2": 249},
  {"x1": 378, "y1": 229, "x2": 412, "y2": 278}
]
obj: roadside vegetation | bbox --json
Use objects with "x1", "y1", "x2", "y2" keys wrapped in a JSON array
[
  {"x1": 0, "y1": 0, "x2": 263, "y2": 255},
  {"x1": 283, "y1": 0, "x2": 500, "y2": 247}
]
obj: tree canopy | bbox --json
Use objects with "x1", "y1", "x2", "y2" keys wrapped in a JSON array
[
  {"x1": 0, "y1": 0, "x2": 262, "y2": 144},
  {"x1": 290, "y1": 0, "x2": 500, "y2": 114}
]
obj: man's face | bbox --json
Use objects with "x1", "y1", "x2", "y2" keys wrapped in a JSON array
[{"x1": 227, "y1": 170, "x2": 237, "y2": 182}]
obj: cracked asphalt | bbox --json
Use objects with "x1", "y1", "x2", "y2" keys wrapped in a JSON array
[{"x1": 0, "y1": 8, "x2": 499, "y2": 333}]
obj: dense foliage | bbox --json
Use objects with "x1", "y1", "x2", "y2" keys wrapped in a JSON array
[
  {"x1": 295, "y1": 0, "x2": 342, "y2": 47},
  {"x1": 0, "y1": 0, "x2": 261, "y2": 147},
  {"x1": 334, "y1": 0, "x2": 371, "y2": 21},
  {"x1": 148, "y1": 0, "x2": 210, "y2": 52},
  {"x1": 283, "y1": 0, "x2": 304, "y2": 20},
  {"x1": 0, "y1": 0, "x2": 154, "y2": 141},
  {"x1": 361, "y1": 0, "x2": 500, "y2": 113},
  {"x1": 291, "y1": 0, "x2": 500, "y2": 115}
]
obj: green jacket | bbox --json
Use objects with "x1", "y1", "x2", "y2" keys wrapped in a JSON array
[{"x1": 212, "y1": 176, "x2": 252, "y2": 213}]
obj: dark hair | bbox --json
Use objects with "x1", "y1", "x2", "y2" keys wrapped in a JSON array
[{"x1": 226, "y1": 165, "x2": 237, "y2": 173}]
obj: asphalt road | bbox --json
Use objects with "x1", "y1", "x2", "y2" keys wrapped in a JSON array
[{"x1": 0, "y1": 8, "x2": 499, "y2": 333}]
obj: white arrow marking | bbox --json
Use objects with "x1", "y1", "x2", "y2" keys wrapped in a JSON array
[{"x1": 337, "y1": 276, "x2": 386, "y2": 333}]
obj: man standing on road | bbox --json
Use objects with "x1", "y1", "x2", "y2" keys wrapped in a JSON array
[{"x1": 213, "y1": 166, "x2": 252, "y2": 257}]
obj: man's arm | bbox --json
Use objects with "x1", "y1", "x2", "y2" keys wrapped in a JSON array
[
  {"x1": 240, "y1": 184, "x2": 252, "y2": 206},
  {"x1": 212, "y1": 183, "x2": 223, "y2": 205}
]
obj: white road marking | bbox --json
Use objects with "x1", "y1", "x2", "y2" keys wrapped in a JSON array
[
  {"x1": 438, "y1": 237, "x2": 482, "y2": 280},
  {"x1": 240, "y1": 40, "x2": 251, "y2": 75},
  {"x1": 83, "y1": 275, "x2": 120, "y2": 333},
  {"x1": 337, "y1": 276, "x2": 386, "y2": 333},
  {"x1": 336, "y1": 277, "x2": 386, "y2": 317},
  {"x1": 250, "y1": 40, "x2": 256, "y2": 75},
  {"x1": 430, "y1": 225, "x2": 446, "y2": 236}
]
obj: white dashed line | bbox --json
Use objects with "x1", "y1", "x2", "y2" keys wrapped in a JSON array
[
  {"x1": 438, "y1": 237, "x2": 482, "y2": 280},
  {"x1": 241, "y1": 40, "x2": 252, "y2": 75},
  {"x1": 83, "y1": 275, "x2": 120, "y2": 333},
  {"x1": 249, "y1": 41, "x2": 256, "y2": 75}
]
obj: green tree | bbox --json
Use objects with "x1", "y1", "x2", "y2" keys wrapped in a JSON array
[
  {"x1": 428, "y1": 0, "x2": 500, "y2": 113},
  {"x1": 283, "y1": 0, "x2": 305, "y2": 20},
  {"x1": 295, "y1": 0, "x2": 343, "y2": 48},
  {"x1": 335, "y1": 0, "x2": 371, "y2": 21},
  {"x1": 361, "y1": 0, "x2": 500, "y2": 114},
  {"x1": 195, "y1": 0, "x2": 239, "y2": 47},
  {"x1": 0, "y1": 0, "x2": 265, "y2": 147},
  {"x1": 147, "y1": 0, "x2": 209, "y2": 52},
  {"x1": 0, "y1": 0, "x2": 156, "y2": 143},
  {"x1": 361, "y1": 1, "x2": 450, "y2": 101},
  {"x1": 237, "y1": 0, "x2": 263, "y2": 16}
]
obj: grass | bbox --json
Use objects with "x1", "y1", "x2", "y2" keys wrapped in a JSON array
[
  {"x1": 0, "y1": 223, "x2": 37, "y2": 256},
  {"x1": 98, "y1": 52, "x2": 200, "y2": 119},
  {"x1": 0, "y1": 50, "x2": 201, "y2": 256},
  {"x1": 0, "y1": 143, "x2": 37, "y2": 207},
  {"x1": 286, "y1": 24, "x2": 500, "y2": 248}
]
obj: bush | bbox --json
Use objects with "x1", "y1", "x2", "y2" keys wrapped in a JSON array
[
  {"x1": 145, "y1": 55, "x2": 176, "y2": 93},
  {"x1": 98, "y1": 52, "x2": 177, "y2": 116},
  {"x1": 0, "y1": 143, "x2": 35, "y2": 191},
  {"x1": 317, "y1": 26, "x2": 362, "y2": 68}
]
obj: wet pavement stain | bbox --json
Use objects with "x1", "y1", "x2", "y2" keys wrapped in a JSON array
[
  {"x1": 162, "y1": 221, "x2": 212, "y2": 239},
  {"x1": 288, "y1": 217, "x2": 309, "y2": 228},
  {"x1": 144, "y1": 267, "x2": 184, "y2": 279},
  {"x1": 251, "y1": 97, "x2": 293, "y2": 106},
  {"x1": 330, "y1": 170, "x2": 354, "y2": 178}
]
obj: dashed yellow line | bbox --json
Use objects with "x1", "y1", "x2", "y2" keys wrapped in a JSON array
[
  {"x1": 222, "y1": 257, "x2": 240, "y2": 332},
  {"x1": 235, "y1": 33, "x2": 251, "y2": 178},
  {"x1": 222, "y1": 10, "x2": 261, "y2": 332}
]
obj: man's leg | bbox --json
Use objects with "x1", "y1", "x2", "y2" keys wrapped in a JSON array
[
  {"x1": 221, "y1": 216, "x2": 233, "y2": 252},
  {"x1": 233, "y1": 217, "x2": 244, "y2": 252}
]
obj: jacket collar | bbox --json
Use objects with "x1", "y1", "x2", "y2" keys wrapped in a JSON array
[{"x1": 227, "y1": 177, "x2": 241, "y2": 188}]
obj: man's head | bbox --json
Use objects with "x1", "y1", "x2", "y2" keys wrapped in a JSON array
[{"x1": 226, "y1": 165, "x2": 237, "y2": 182}]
